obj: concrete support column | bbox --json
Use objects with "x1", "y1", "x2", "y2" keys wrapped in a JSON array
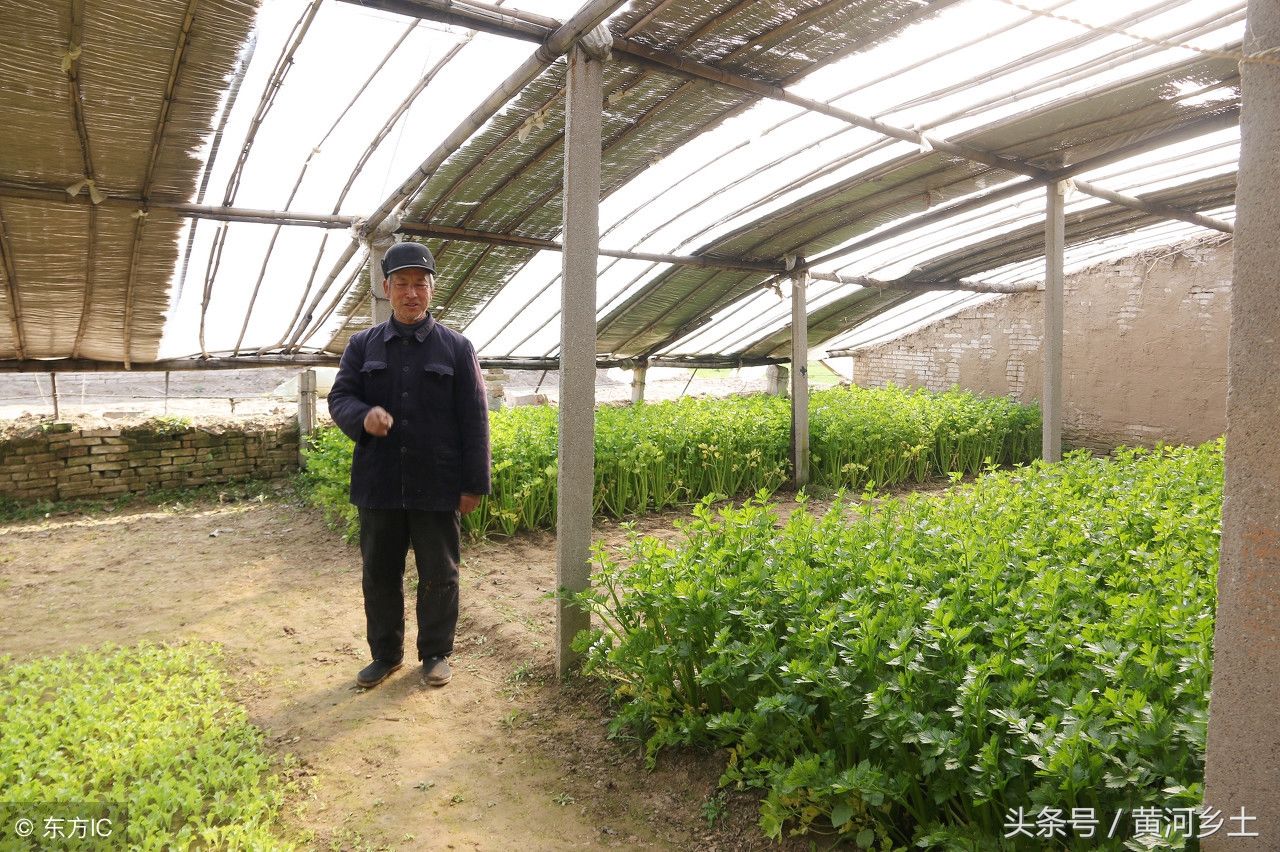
[
  {"x1": 555, "y1": 44, "x2": 604, "y2": 676},
  {"x1": 790, "y1": 270, "x2": 810, "y2": 488},
  {"x1": 1042, "y1": 181, "x2": 1065, "y2": 462},
  {"x1": 1203, "y1": 3, "x2": 1280, "y2": 846},
  {"x1": 369, "y1": 242, "x2": 391, "y2": 325},
  {"x1": 766, "y1": 364, "x2": 789, "y2": 396},
  {"x1": 630, "y1": 365, "x2": 647, "y2": 404},
  {"x1": 297, "y1": 368, "x2": 317, "y2": 467},
  {"x1": 483, "y1": 368, "x2": 507, "y2": 411}
]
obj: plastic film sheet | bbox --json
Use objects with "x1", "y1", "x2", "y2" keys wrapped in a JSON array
[
  {"x1": 912, "y1": 173, "x2": 1236, "y2": 285},
  {"x1": 738, "y1": 287, "x2": 920, "y2": 360},
  {"x1": 595, "y1": 48, "x2": 1242, "y2": 358}
]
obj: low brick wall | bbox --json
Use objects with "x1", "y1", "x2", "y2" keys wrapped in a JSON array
[{"x1": 0, "y1": 422, "x2": 300, "y2": 502}]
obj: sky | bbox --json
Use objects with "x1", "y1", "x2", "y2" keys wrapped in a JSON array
[{"x1": 158, "y1": 0, "x2": 1244, "y2": 363}]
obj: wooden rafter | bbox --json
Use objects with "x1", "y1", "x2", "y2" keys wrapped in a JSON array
[
  {"x1": 65, "y1": 0, "x2": 98, "y2": 359},
  {"x1": 0, "y1": 199, "x2": 26, "y2": 359},
  {"x1": 199, "y1": 0, "x2": 323, "y2": 359},
  {"x1": 122, "y1": 0, "x2": 200, "y2": 369},
  {"x1": 233, "y1": 20, "x2": 432, "y2": 356}
]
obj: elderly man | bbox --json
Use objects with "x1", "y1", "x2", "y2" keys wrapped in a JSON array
[{"x1": 327, "y1": 241, "x2": 491, "y2": 689}]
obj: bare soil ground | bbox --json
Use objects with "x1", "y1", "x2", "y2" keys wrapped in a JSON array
[{"x1": 0, "y1": 488, "x2": 844, "y2": 851}]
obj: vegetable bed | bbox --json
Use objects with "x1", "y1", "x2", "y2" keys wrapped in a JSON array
[
  {"x1": 302, "y1": 385, "x2": 1039, "y2": 539},
  {"x1": 576, "y1": 441, "x2": 1223, "y2": 848},
  {"x1": 0, "y1": 643, "x2": 294, "y2": 850}
]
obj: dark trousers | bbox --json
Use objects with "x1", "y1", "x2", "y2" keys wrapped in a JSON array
[{"x1": 358, "y1": 507, "x2": 461, "y2": 663}]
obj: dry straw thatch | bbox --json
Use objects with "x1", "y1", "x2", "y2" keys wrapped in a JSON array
[{"x1": 0, "y1": 0, "x2": 257, "y2": 364}]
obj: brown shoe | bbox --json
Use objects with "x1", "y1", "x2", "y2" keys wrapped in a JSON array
[
  {"x1": 356, "y1": 659, "x2": 402, "y2": 688},
  {"x1": 422, "y1": 656, "x2": 452, "y2": 687}
]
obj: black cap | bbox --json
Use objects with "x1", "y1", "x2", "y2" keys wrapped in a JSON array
[{"x1": 381, "y1": 242, "x2": 436, "y2": 276}]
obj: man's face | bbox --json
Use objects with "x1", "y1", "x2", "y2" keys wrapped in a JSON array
[{"x1": 384, "y1": 267, "x2": 434, "y2": 323}]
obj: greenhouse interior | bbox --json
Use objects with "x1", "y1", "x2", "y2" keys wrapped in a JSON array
[{"x1": 1, "y1": 0, "x2": 1277, "y2": 848}]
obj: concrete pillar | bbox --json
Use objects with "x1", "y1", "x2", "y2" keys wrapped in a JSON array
[
  {"x1": 790, "y1": 271, "x2": 810, "y2": 487},
  {"x1": 483, "y1": 368, "x2": 507, "y2": 411},
  {"x1": 1203, "y1": 4, "x2": 1280, "y2": 846},
  {"x1": 369, "y1": 242, "x2": 391, "y2": 325},
  {"x1": 766, "y1": 364, "x2": 789, "y2": 396},
  {"x1": 1042, "y1": 181, "x2": 1065, "y2": 462},
  {"x1": 297, "y1": 368, "x2": 317, "y2": 466},
  {"x1": 555, "y1": 43, "x2": 604, "y2": 676},
  {"x1": 630, "y1": 365, "x2": 647, "y2": 404}
]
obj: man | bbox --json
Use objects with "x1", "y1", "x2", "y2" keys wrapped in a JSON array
[{"x1": 327, "y1": 241, "x2": 491, "y2": 689}]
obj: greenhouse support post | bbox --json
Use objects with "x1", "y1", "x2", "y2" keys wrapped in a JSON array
[
  {"x1": 1203, "y1": 1, "x2": 1280, "y2": 845},
  {"x1": 630, "y1": 364, "x2": 646, "y2": 403},
  {"x1": 50, "y1": 372, "x2": 59, "y2": 419},
  {"x1": 1042, "y1": 181, "x2": 1064, "y2": 462},
  {"x1": 297, "y1": 368, "x2": 317, "y2": 467},
  {"x1": 766, "y1": 364, "x2": 788, "y2": 396},
  {"x1": 369, "y1": 240, "x2": 390, "y2": 325},
  {"x1": 791, "y1": 269, "x2": 809, "y2": 488},
  {"x1": 555, "y1": 41, "x2": 604, "y2": 677}
]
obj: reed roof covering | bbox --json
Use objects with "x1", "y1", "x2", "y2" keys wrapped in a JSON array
[
  {"x1": 0, "y1": 0, "x2": 258, "y2": 365},
  {"x1": 0, "y1": 0, "x2": 1247, "y2": 370}
]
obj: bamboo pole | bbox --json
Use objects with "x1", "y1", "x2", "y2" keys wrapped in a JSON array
[{"x1": 0, "y1": 199, "x2": 26, "y2": 359}]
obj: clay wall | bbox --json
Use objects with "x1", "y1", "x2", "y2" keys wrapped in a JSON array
[{"x1": 848, "y1": 239, "x2": 1233, "y2": 451}]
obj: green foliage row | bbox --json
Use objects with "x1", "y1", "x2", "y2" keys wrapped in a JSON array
[
  {"x1": 301, "y1": 386, "x2": 1040, "y2": 539},
  {"x1": 575, "y1": 441, "x2": 1223, "y2": 848},
  {"x1": 0, "y1": 643, "x2": 294, "y2": 850}
]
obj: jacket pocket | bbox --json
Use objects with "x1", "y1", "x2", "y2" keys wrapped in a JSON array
[
  {"x1": 423, "y1": 362, "x2": 454, "y2": 378},
  {"x1": 360, "y1": 359, "x2": 389, "y2": 399}
]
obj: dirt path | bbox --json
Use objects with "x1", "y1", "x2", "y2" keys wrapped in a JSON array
[{"x1": 0, "y1": 492, "x2": 814, "y2": 851}]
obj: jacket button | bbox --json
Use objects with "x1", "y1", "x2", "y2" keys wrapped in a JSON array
[
  {"x1": 401, "y1": 391, "x2": 408, "y2": 398},
  {"x1": 400, "y1": 447, "x2": 407, "y2": 454},
  {"x1": 402, "y1": 365, "x2": 409, "y2": 372}
]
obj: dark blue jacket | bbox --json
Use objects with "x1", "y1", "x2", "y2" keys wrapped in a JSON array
[{"x1": 327, "y1": 316, "x2": 491, "y2": 510}]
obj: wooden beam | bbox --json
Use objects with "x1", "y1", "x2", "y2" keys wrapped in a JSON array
[
  {"x1": 0, "y1": 355, "x2": 340, "y2": 372},
  {"x1": 65, "y1": 0, "x2": 99, "y2": 360},
  {"x1": 806, "y1": 270, "x2": 1040, "y2": 293},
  {"x1": 0, "y1": 199, "x2": 27, "y2": 360},
  {"x1": 398, "y1": 221, "x2": 784, "y2": 272},
  {"x1": 335, "y1": 0, "x2": 554, "y2": 42},
  {"x1": 121, "y1": 0, "x2": 201, "y2": 368}
]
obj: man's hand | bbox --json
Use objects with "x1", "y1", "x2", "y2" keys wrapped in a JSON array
[
  {"x1": 363, "y1": 406, "x2": 394, "y2": 437},
  {"x1": 458, "y1": 493, "x2": 482, "y2": 515}
]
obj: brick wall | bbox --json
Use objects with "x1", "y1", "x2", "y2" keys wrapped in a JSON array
[
  {"x1": 0, "y1": 422, "x2": 300, "y2": 502},
  {"x1": 849, "y1": 238, "x2": 1233, "y2": 451}
]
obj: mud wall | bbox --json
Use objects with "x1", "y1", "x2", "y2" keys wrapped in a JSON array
[
  {"x1": 848, "y1": 239, "x2": 1233, "y2": 451},
  {"x1": 0, "y1": 421, "x2": 299, "y2": 502}
]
